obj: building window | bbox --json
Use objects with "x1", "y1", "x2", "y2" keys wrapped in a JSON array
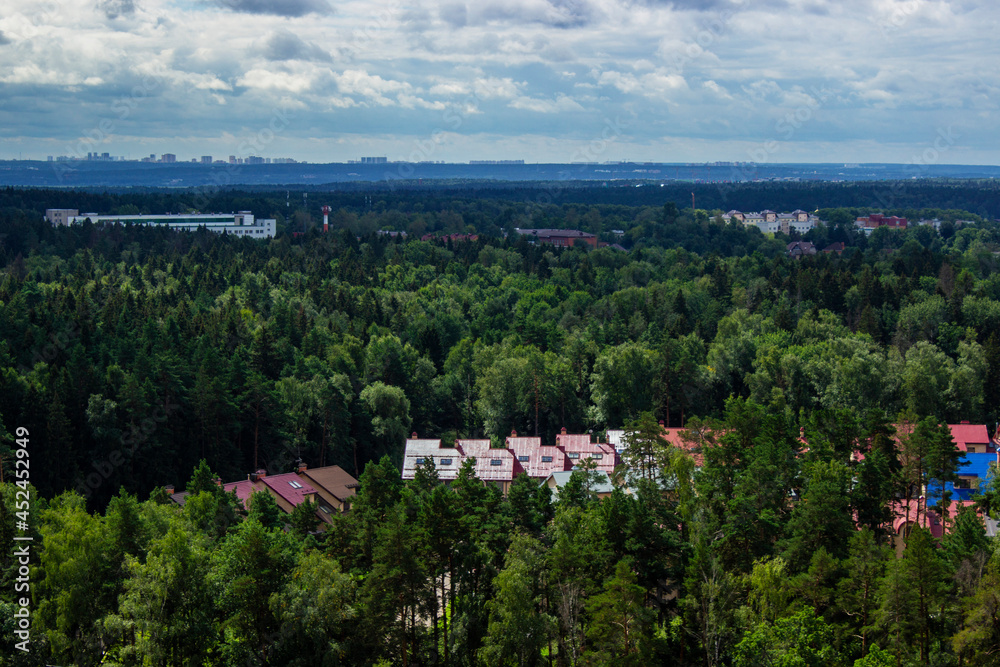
[
  {"x1": 593, "y1": 454, "x2": 603, "y2": 459},
  {"x1": 490, "y1": 459, "x2": 503, "y2": 466},
  {"x1": 567, "y1": 452, "x2": 580, "y2": 459},
  {"x1": 320, "y1": 505, "x2": 331, "y2": 514},
  {"x1": 518, "y1": 455, "x2": 530, "y2": 462},
  {"x1": 415, "y1": 457, "x2": 425, "y2": 465},
  {"x1": 289, "y1": 480, "x2": 303, "y2": 489},
  {"x1": 440, "y1": 458, "x2": 453, "y2": 465},
  {"x1": 542, "y1": 456, "x2": 553, "y2": 462}
]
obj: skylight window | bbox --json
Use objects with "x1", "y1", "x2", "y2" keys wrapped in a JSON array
[{"x1": 289, "y1": 480, "x2": 303, "y2": 489}]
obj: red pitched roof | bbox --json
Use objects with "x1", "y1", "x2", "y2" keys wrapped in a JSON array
[
  {"x1": 260, "y1": 472, "x2": 318, "y2": 507},
  {"x1": 949, "y1": 423, "x2": 992, "y2": 452}
]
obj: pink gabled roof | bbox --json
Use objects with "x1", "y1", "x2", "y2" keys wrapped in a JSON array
[
  {"x1": 223, "y1": 479, "x2": 260, "y2": 508},
  {"x1": 949, "y1": 423, "x2": 991, "y2": 452},
  {"x1": 458, "y1": 440, "x2": 521, "y2": 482},
  {"x1": 555, "y1": 431, "x2": 593, "y2": 448},
  {"x1": 261, "y1": 472, "x2": 318, "y2": 507},
  {"x1": 560, "y1": 441, "x2": 618, "y2": 475},
  {"x1": 402, "y1": 438, "x2": 462, "y2": 480},
  {"x1": 506, "y1": 435, "x2": 568, "y2": 478}
]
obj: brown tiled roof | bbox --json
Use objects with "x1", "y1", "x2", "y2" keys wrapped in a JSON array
[{"x1": 300, "y1": 465, "x2": 360, "y2": 502}]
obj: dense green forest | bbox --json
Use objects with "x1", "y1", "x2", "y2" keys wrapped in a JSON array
[{"x1": 3, "y1": 183, "x2": 1000, "y2": 665}]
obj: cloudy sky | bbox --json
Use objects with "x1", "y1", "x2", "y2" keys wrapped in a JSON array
[{"x1": 0, "y1": 0, "x2": 997, "y2": 164}]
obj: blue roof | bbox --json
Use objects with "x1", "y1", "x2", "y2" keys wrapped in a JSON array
[{"x1": 959, "y1": 453, "x2": 996, "y2": 480}]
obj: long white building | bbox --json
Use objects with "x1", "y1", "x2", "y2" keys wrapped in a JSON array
[{"x1": 45, "y1": 209, "x2": 276, "y2": 238}]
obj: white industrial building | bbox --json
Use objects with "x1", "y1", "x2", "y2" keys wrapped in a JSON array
[{"x1": 45, "y1": 209, "x2": 276, "y2": 238}]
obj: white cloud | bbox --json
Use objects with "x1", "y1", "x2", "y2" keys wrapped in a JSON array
[{"x1": 0, "y1": 0, "x2": 997, "y2": 161}]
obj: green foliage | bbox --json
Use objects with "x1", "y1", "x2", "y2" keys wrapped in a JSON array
[
  {"x1": 734, "y1": 607, "x2": 846, "y2": 667},
  {"x1": 7, "y1": 185, "x2": 1000, "y2": 666}
]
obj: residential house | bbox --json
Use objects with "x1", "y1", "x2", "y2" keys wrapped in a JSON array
[
  {"x1": 400, "y1": 428, "x2": 621, "y2": 492},
  {"x1": 787, "y1": 241, "x2": 817, "y2": 258},
  {"x1": 168, "y1": 463, "x2": 360, "y2": 528}
]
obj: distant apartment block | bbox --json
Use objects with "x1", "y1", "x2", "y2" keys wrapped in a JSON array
[
  {"x1": 52, "y1": 210, "x2": 276, "y2": 238},
  {"x1": 723, "y1": 209, "x2": 822, "y2": 235},
  {"x1": 160, "y1": 153, "x2": 176, "y2": 163},
  {"x1": 45, "y1": 209, "x2": 79, "y2": 227},
  {"x1": 360, "y1": 156, "x2": 388, "y2": 164},
  {"x1": 200, "y1": 156, "x2": 212, "y2": 164},
  {"x1": 469, "y1": 160, "x2": 525, "y2": 165}
]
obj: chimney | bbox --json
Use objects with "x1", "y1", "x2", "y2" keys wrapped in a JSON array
[
  {"x1": 250, "y1": 468, "x2": 267, "y2": 482},
  {"x1": 411, "y1": 431, "x2": 418, "y2": 439},
  {"x1": 560, "y1": 426, "x2": 567, "y2": 434},
  {"x1": 297, "y1": 461, "x2": 307, "y2": 473},
  {"x1": 511, "y1": 429, "x2": 518, "y2": 437},
  {"x1": 213, "y1": 477, "x2": 222, "y2": 487},
  {"x1": 658, "y1": 419, "x2": 665, "y2": 427},
  {"x1": 164, "y1": 484, "x2": 175, "y2": 495}
]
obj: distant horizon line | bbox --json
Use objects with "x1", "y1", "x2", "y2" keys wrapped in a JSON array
[{"x1": 2, "y1": 158, "x2": 999, "y2": 168}]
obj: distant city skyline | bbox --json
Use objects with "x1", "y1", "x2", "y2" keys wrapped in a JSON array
[{"x1": 1, "y1": 0, "x2": 998, "y2": 166}]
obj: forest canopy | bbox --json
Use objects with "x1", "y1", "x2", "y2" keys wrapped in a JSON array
[{"x1": 3, "y1": 183, "x2": 1000, "y2": 666}]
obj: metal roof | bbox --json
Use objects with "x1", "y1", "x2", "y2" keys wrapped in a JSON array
[
  {"x1": 505, "y1": 436, "x2": 568, "y2": 478},
  {"x1": 948, "y1": 423, "x2": 993, "y2": 451},
  {"x1": 559, "y1": 441, "x2": 618, "y2": 475},
  {"x1": 458, "y1": 440, "x2": 521, "y2": 481},
  {"x1": 261, "y1": 472, "x2": 318, "y2": 506},
  {"x1": 546, "y1": 470, "x2": 616, "y2": 496},
  {"x1": 401, "y1": 438, "x2": 463, "y2": 480}
]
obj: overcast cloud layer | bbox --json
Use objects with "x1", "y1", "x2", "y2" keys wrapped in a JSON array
[{"x1": 0, "y1": 0, "x2": 997, "y2": 164}]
